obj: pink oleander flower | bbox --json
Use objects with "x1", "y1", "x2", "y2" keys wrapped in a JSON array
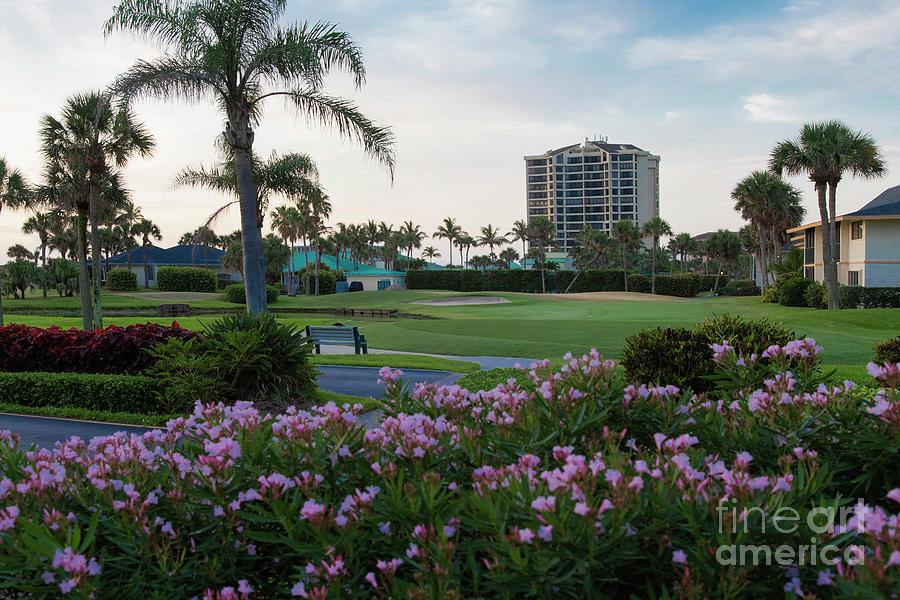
[{"x1": 672, "y1": 550, "x2": 687, "y2": 564}]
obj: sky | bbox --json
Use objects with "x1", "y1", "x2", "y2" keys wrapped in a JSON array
[{"x1": 2, "y1": 0, "x2": 900, "y2": 259}]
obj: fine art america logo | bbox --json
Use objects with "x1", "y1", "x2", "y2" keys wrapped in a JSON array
[{"x1": 715, "y1": 498, "x2": 867, "y2": 567}]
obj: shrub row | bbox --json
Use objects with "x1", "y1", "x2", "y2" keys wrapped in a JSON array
[
  {"x1": 225, "y1": 283, "x2": 280, "y2": 304},
  {"x1": 719, "y1": 279, "x2": 760, "y2": 296},
  {"x1": 296, "y1": 267, "x2": 346, "y2": 295},
  {"x1": 0, "y1": 323, "x2": 197, "y2": 375},
  {"x1": 839, "y1": 285, "x2": 900, "y2": 309},
  {"x1": 407, "y1": 269, "x2": 720, "y2": 296},
  {"x1": 621, "y1": 313, "x2": 796, "y2": 392},
  {"x1": 0, "y1": 371, "x2": 164, "y2": 414},
  {"x1": 106, "y1": 269, "x2": 137, "y2": 291},
  {"x1": 156, "y1": 266, "x2": 217, "y2": 293}
]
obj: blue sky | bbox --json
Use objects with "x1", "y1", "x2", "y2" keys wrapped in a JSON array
[{"x1": 2, "y1": 0, "x2": 899, "y2": 256}]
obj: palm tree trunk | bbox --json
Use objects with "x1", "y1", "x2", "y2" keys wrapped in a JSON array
[
  {"x1": 88, "y1": 171, "x2": 104, "y2": 330},
  {"x1": 314, "y1": 236, "x2": 321, "y2": 295},
  {"x1": 828, "y1": 181, "x2": 840, "y2": 288},
  {"x1": 622, "y1": 246, "x2": 629, "y2": 292},
  {"x1": 76, "y1": 207, "x2": 93, "y2": 330},
  {"x1": 817, "y1": 183, "x2": 839, "y2": 309},
  {"x1": 522, "y1": 240, "x2": 527, "y2": 269},
  {"x1": 142, "y1": 244, "x2": 149, "y2": 289},
  {"x1": 448, "y1": 240, "x2": 453, "y2": 267},
  {"x1": 304, "y1": 235, "x2": 311, "y2": 295},
  {"x1": 233, "y1": 147, "x2": 267, "y2": 314},
  {"x1": 757, "y1": 225, "x2": 769, "y2": 289},
  {"x1": 127, "y1": 244, "x2": 133, "y2": 271},
  {"x1": 204, "y1": 243, "x2": 209, "y2": 268},
  {"x1": 41, "y1": 242, "x2": 48, "y2": 298},
  {"x1": 540, "y1": 251, "x2": 546, "y2": 294}
]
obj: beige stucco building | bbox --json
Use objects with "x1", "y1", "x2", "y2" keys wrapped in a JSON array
[
  {"x1": 787, "y1": 185, "x2": 900, "y2": 287},
  {"x1": 524, "y1": 138, "x2": 660, "y2": 250}
]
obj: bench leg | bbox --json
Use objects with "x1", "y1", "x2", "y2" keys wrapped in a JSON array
[
  {"x1": 362, "y1": 344, "x2": 367, "y2": 355},
  {"x1": 315, "y1": 344, "x2": 321, "y2": 354}
]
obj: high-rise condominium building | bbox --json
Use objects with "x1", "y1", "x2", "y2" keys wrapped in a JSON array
[{"x1": 524, "y1": 138, "x2": 660, "y2": 250}]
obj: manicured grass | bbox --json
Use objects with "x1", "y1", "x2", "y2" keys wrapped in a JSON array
[
  {"x1": 309, "y1": 353, "x2": 480, "y2": 373},
  {"x1": 8, "y1": 291, "x2": 896, "y2": 370},
  {"x1": 316, "y1": 390, "x2": 382, "y2": 412}
]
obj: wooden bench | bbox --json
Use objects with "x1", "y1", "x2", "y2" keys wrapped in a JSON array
[
  {"x1": 304, "y1": 325, "x2": 368, "y2": 354},
  {"x1": 157, "y1": 303, "x2": 190, "y2": 317}
]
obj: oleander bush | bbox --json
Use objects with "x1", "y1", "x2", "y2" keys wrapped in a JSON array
[
  {"x1": 0, "y1": 340, "x2": 898, "y2": 598},
  {"x1": 0, "y1": 322, "x2": 197, "y2": 374},
  {"x1": 0, "y1": 371, "x2": 163, "y2": 413},
  {"x1": 225, "y1": 283, "x2": 280, "y2": 304},
  {"x1": 875, "y1": 335, "x2": 900, "y2": 364},
  {"x1": 623, "y1": 314, "x2": 795, "y2": 392},
  {"x1": 106, "y1": 269, "x2": 137, "y2": 291},
  {"x1": 156, "y1": 266, "x2": 217, "y2": 293}
]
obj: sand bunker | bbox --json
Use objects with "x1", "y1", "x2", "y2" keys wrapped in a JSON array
[{"x1": 409, "y1": 296, "x2": 511, "y2": 306}]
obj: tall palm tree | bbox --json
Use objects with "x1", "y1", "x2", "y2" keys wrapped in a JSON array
[
  {"x1": 0, "y1": 158, "x2": 32, "y2": 326},
  {"x1": 612, "y1": 219, "x2": 642, "y2": 292},
  {"x1": 566, "y1": 227, "x2": 614, "y2": 293},
  {"x1": 668, "y1": 232, "x2": 695, "y2": 274},
  {"x1": 641, "y1": 216, "x2": 672, "y2": 294},
  {"x1": 362, "y1": 220, "x2": 379, "y2": 266},
  {"x1": 305, "y1": 189, "x2": 331, "y2": 296},
  {"x1": 133, "y1": 218, "x2": 161, "y2": 288},
  {"x1": 399, "y1": 220, "x2": 425, "y2": 268},
  {"x1": 270, "y1": 205, "x2": 302, "y2": 296},
  {"x1": 770, "y1": 120, "x2": 885, "y2": 309},
  {"x1": 456, "y1": 233, "x2": 474, "y2": 269},
  {"x1": 508, "y1": 219, "x2": 529, "y2": 270},
  {"x1": 706, "y1": 229, "x2": 741, "y2": 292},
  {"x1": 107, "y1": 0, "x2": 396, "y2": 315},
  {"x1": 422, "y1": 247, "x2": 440, "y2": 263},
  {"x1": 433, "y1": 218, "x2": 462, "y2": 267},
  {"x1": 526, "y1": 217, "x2": 555, "y2": 293},
  {"x1": 331, "y1": 223, "x2": 352, "y2": 273},
  {"x1": 477, "y1": 224, "x2": 507, "y2": 261},
  {"x1": 22, "y1": 211, "x2": 53, "y2": 298},
  {"x1": 498, "y1": 247, "x2": 518, "y2": 269},
  {"x1": 116, "y1": 204, "x2": 143, "y2": 271},
  {"x1": 40, "y1": 91, "x2": 154, "y2": 329}
]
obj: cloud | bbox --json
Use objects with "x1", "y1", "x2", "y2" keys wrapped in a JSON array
[{"x1": 742, "y1": 94, "x2": 797, "y2": 123}]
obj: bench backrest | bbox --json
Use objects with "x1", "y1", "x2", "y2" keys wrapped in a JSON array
[{"x1": 305, "y1": 325, "x2": 360, "y2": 343}]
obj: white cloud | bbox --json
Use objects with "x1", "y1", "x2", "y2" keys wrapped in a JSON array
[{"x1": 742, "y1": 94, "x2": 797, "y2": 123}]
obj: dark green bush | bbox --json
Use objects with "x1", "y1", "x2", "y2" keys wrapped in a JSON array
[
  {"x1": 202, "y1": 312, "x2": 317, "y2": 401},
  {"x1": 627, "y1": 273, "x2": 650, "y2": 293},
  {"x1": 804, "y1": 281, "x2": 827, "y2": 309},
  {"x1": 623, "y1": 314, "x2": 797, "y2": 392},
  {"x1": 859, "y1": 287, "x2": 900, "y2": 308},
  {"x1": 145, "y1": 338, "x2": 222, "y2": 413},
  {"x1": 839, "y1": 285, "x2": 864, "y2": 309},
  {"x1": 720, "y1": 279, "x2": 759, "y2": 297},
  {"x1": 107, "y1": 269, "x2": 137, "y2": 291},
  {"x1": 296, "y1": 266, "x2": 346, "y2": 295},
  {"x1": 157, "y1": 267, "x2": 217, "y2": 292},
  {"x1": 655, "y1": 274, "x2": 702, "y2": 297},
  {"x1": 621, "y1": 326, "x2": 713, "y2": 391},
  {"x1": 778, "y1": 276, "x2": 812, "y2": 307},
  {"x1": 874, "y1": 335, "x2": 900, "y2": 364},
  {"x1": 0, "y1": 371, "x2": 164, "y2": 413},
  {"x1": 224, "y1": 283, "x2": 280, "y2": 304}
]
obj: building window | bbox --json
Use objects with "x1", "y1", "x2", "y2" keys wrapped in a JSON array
[
  {"x1": 848, "y1": 270, "x2": 860, "y2": 286},
  {"x1": 804, "y1": 266, "x2": 814, "y2": 281},
  {"x1": 851, "y1": 221, "x2": 863, "y2": 240},
  {"x1": 804, "y1": 229, "x2": 814, "y2": 264},
  {"x1": 145, "y1": 265, "x2": 155, "y2": 282}
]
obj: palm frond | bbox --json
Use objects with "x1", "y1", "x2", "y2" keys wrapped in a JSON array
[{"x1": 112, "y1": 57, "x2": 227, "y2": 108}]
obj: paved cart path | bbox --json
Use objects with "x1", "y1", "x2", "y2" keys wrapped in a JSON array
[{"x1": 0, "y1": 365, "x2": 463, "y2": 448}]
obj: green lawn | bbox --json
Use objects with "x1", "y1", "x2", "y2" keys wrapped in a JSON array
[{"x1": 6, "y1": 290, "x2": 897, "y2": 372}]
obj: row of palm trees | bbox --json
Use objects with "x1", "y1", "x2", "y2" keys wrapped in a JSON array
[{"x1": 732, "y1": 120, "x2": 884, "y2": 309}]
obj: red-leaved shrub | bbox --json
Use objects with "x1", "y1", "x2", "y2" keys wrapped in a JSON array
[{"x1": 0, "y1": 323, "x2": 197, "y2": 375}]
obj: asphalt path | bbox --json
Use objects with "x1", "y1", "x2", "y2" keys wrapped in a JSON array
[{"x1": 0, "y1": 365, "x2": 463, "y2": 448}]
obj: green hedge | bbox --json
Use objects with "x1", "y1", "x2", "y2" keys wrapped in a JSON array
[
  {"x1": 405, "y1": 269, "x2": 543, "y2": 293},
  {"x1": 157, "y1": 267, "x2": 217, "y2": 293},
  {"x1": 296, "y1": 267, "x2": 346, "y2": 295},
  {"x1": 720, "y1": 279, "x2": 760, "y2": 297},
  {"x1": 0, "y1": 371, "x2": 164, "y2": 413},
  {"x1": 225, "y1": 283, "x2": 279, "y2": 304},
  {"x1": 107, "y1": 269, "x2": 137, "y2": 291},
  {"x1": 779, "y1": 277, "x2": 812, "y2": 307},
  {"x1": 839, "y1": 285, "x2": 900, "y2": 309}
]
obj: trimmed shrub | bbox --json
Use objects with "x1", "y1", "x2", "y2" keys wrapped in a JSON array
[
  {"x1": 224, "y1": 283, "x2": 279, "y2": 304},
  {"x1": 839, "y1": 285, "x2": 864, "y2": 309},
  {"x1": 106, "y1": 269, "x2": 137, "y2": 291},
  {"x1": 860, "y1": 287, "x2": 900, "y2": 308},
  {"x1": 623, "y1": 314, "x2": 796, "y2": 392},
  {"x1": 804, "y1": 281, "x2": 827, "y2": 309},
  {"x1": 296, "y1": 267, "x2": 346, "y2": 295},
  {"x1": 627, "y1": 273, "x2": 650, "y2": 293},
  {"x1": 0, "y1": 323, "x2": 197, "y2": 375},
  {"x1": 720, "y1": 279, "x2": 759, "y2": 297},
  {"x1": 875, "y1": 335, "x2": 900, "y2": 364},
  {"x1": 778, "y1": 276, "x2": 812, "y2": 307},
  {"x1": 156, "y1": 266, "x2": 217, "y2": 292},
  {"x1": 621, "y1": 326, "x2": 712, "y2": 390},
  {"x1": 0, "y1": 371, "x2": 163, "y2": 413}
]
